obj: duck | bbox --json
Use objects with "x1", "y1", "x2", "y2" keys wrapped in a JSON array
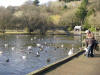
[
  {"x1": 40, "y1": 48, "x2": 43, "y2": 51},
  {"x1": 47, "y1": 58, "x2": 50, "y2": 63},
  {"x1": 36, "y1": 51, "x2": 40, "y2": 57},
  {"x1": 56, "y1": 46, "x2": 59, "y2": 48},
  {"x1": 68, "y1": 48, "x2": 74, "y2": 56},
  {"x1": 6, "y1": 59, "x2": 9, "y2": 62}
]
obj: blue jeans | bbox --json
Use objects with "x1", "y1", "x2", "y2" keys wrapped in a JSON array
[{"x1": 87, "y1": 44, "x2": 94, "y2": 57}]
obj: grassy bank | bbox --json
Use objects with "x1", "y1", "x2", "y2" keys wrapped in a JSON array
[{"x1": 0, "y1": 30, "x2": 68, "y2": 35}]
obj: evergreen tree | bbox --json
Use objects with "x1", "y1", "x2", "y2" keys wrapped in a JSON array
[
  {"x1": 59, "y1": 0, "x2": 81, "y2": 3},
  {"x1": 76, "y1": 6, "x2": 87, "y2": 24},
  {"x1": 33, "y1": 0, "x2": 39, "y2": 6},
  {"x1": 75, "y1": 0, "x2": 88, "y2": 25},
  {"x1": 81, "y1": 0, "x2": 88, "y2": 7}
]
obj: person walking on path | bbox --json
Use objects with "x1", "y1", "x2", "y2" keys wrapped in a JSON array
[{"x1": 85, "y1": 30, "x2": 95, "y2": 57}]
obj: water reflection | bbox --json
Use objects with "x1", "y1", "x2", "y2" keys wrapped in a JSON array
[{"x1": 0, "y1": 34, "x2": 81, "y2": 75}]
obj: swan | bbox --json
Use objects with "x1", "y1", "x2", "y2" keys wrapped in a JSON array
[
  {"x1": 84, "y1": 47, "x2": 88, "y2": 52},
  {"x1": 84, "y1": 47, "x2": 88, "y2": 55},
  {"x1": 4, "y1": 44, "x2": 8, "y2": 48},
  {"x1": 0, "y1": 51, "x2": 3, "y2": 54},
  {"x1": 36, "y1": 44, "x2": 41, "y2": 47},
  {"x1": 61, "y1": 44, "x2": 64, "y2": 48},
  {"x1": 31, "y1": 38, "x2": 33, "y2": 41},
  {"x1": 12, "y1": 47, "x2": 15, "y2": 51},
  {"x1": 68, "y1": 48, "x2": 74, "y2": 56},
  {"x1": 28, "y1": 46, "x2": 32, "y2": 50},
  {"x1": 22, "y1": 56, "x2": 26, "y2": 59}
]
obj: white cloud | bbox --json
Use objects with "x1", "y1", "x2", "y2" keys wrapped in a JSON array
[
  {"x1": 39, "y1": 0, "x2": 57, "y2": 4},
  {"x1": 0, "y1": 0, "x2": 28, "y2": 7},
  {"x1": 0, "y1": 0, "x2": 57, "y2": 7}
]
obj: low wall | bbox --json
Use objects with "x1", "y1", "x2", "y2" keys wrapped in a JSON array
[{"x1": 27, "y1": 50, "x2": 85, "y2": 75}]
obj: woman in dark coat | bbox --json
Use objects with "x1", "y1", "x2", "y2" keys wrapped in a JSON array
[{"x1": 85, "y1": 30, "x2": 95, "y2": 57}]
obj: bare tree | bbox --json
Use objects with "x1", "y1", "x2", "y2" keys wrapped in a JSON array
[{"x1": 0, "y1": 7, "x2": 12, "y2": 32}]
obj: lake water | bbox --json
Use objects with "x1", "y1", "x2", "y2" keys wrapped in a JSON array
[{"x1": 0, "y1": 34, "x2": 81, "y2": 75}]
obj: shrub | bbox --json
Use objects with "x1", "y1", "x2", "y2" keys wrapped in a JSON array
[{"x1": 89, "y1": 26, "x2": 96, "y2": 32}]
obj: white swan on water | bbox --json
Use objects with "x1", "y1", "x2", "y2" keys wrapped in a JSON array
[
  {"x1": 61, "y1": 44, "x2": 64, "y2": 48},
  {"x1": 31, "y1": 38, "x2": 33, "y2": 41},
  {"x1": 0, "y1": 51, "x2": 3, "y2": 55},
  {"x1": 28, "y1": 46, "x2": 32, "y2": 50},
  {"x1": 4, "y1": 44, "x2": 8, "y2": 48},
  {"x1": 22, "y1": 56, "x2": 26, "y2": 59},
  {"x1": 12, "y1": 47, "x2": 15, "y2": 51},
  {"x1": 68, "y1": 48, "x2": 74, "y2": 56},
  {"x1": 36, "y1": 44, "x2": 41, "y2": 47}
]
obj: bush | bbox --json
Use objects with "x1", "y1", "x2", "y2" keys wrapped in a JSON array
[
  {"x1": 68, "y1": 27, "x2": 73, "y2": 31},
  {"x1": 89, "y1": 26, "x2": 96, "y2": 32},
  {"x1": 83, "y1": 24, "x2": 90, "y2": 30}
]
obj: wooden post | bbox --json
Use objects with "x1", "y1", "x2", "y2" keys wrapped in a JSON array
[{"x1": 81, "y1": 26, "x2": 83, "y2": 48}]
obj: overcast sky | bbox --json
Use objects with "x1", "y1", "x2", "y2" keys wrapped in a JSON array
[{"x1": 0, "y1": 0, "x2": 57, "y2": 7}]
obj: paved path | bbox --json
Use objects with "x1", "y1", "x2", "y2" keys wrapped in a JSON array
[{"x1": 45, "y1": 51, "x2": 100, "y2": 75}]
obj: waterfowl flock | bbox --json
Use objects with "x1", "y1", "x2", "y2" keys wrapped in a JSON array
[{"x1": 0, "y1": 36, "x2": 76, "y2": 65}]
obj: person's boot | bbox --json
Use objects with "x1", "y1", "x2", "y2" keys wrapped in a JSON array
[{"x1": 90, "y1": 54, "x2": 94, "y2": 57}]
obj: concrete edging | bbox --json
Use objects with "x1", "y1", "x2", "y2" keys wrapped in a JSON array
[{"x1": 27, "y1": 50, "x2": 85, "y2": 75}]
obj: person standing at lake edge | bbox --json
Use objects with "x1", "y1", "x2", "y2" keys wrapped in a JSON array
[{"x1": 85, "y1": 30, "x2": 95, "y2": 57}]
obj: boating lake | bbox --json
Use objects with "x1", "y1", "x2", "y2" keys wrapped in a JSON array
[{"x1": 0, "y1": 34, "x2": 81, "y2": 75}]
